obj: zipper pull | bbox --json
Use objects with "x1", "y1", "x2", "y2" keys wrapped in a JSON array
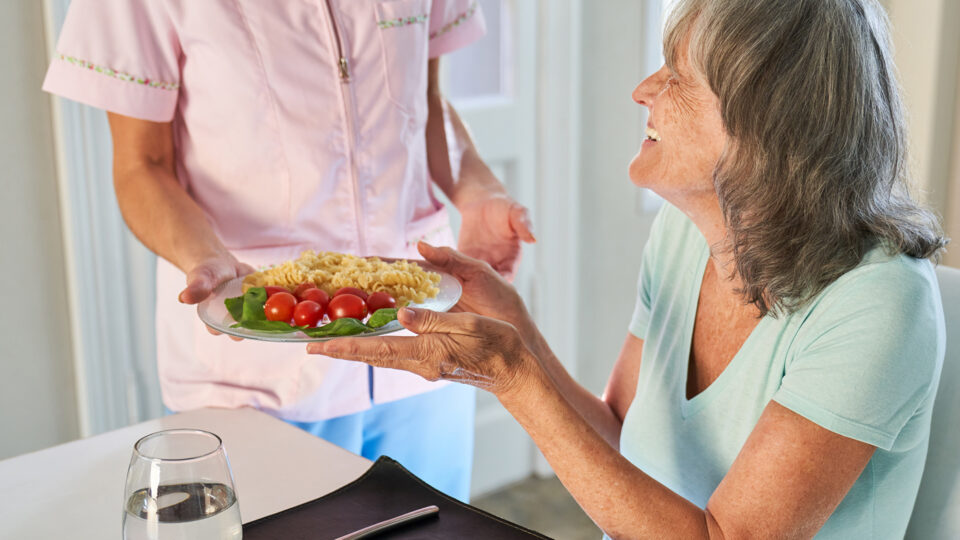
[{"x1": 339, "y1": 57, "x2": 350, "y2": 81}]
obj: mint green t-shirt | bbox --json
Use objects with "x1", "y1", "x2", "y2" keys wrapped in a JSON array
[{"x1": 620, "y1": 203, "x2": 944, "y2": 539}]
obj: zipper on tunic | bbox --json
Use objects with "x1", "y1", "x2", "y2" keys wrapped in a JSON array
[
  {"x1": 323, "y1": 0, "x2": 350, "y2": 81},
  {"x1": 323, "y1": 0, "x2": 368, "y2": 255}
]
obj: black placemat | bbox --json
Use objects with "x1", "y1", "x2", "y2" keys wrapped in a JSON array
[{"x1": 243, "y1": 456, "x2": 553, "y2": 539}]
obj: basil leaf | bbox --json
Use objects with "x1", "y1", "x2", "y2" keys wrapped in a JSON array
[
  {"x1": 302, "y1": 318, "x2": 371, "y2": 338},
  {"x1": 226, "y1": 287, "x2": 300, "y2": 333},
  {"x1": 241, "y1": 287, "x2": 268, "y2": 322},
  {"x1": 366, "y1": 308, "x2": 399, "y2": 329},
  {"x1": 231, "y1": 319, "x2": 305, "y2": 333},
  {"x1": 224, "y1": 296, "x2": 244, "y2": 322}
]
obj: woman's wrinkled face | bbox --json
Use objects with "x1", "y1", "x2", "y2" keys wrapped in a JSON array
[{"x1": 629, "y1": 48, "x2": 728, "y2": 202}]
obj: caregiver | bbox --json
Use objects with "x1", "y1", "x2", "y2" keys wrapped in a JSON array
[
  {"x1": 310, "y1": 0, "x2": 947, "y2": 536},
  {"x1": 43, "y1": 0, "x2": 533, "y2": 501}
]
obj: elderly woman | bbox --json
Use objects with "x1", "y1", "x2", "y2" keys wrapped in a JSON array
[{"x1": 310, "y1": 0, "x2": 946, "y2": 537}]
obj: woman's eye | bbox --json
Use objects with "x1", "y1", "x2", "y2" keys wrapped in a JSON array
[{"x1": 661, "y1": 76, "x2": 677, "y2": 92}]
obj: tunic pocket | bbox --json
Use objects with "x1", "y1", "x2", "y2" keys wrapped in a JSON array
[{"x1": 375, "y1": 0, "x2": 431, "y2": 117}]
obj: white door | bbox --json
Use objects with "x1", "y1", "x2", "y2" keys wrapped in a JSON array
[{"x1": 438, "y1": 0, "x2": 540, "y2": 497}]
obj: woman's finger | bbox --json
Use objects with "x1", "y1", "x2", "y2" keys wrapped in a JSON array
[
  {"x1": 307, "y1": 335, "x2": 438, "y2": 378},
  {"x1": 398, "y1": 307, "x2": 487, "y2": 336},
  {"x1": 416, "y1": 241, "x2": 455, "y2": 269},
  {"x1": 508, "y1": 204, "x2": 536, "y2": 243},
  {"x1": 308, "y1": 335, "x2": 403, "y2": 361},
  {"x1": 417, "y1": 242, "x2": 487, "y2": 276}
]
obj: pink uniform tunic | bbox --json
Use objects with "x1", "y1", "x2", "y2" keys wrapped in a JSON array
[{"x1": 43, "y1": 0, "x2": 485, "y2": 421}]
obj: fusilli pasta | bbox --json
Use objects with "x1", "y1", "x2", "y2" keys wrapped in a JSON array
[{"x1": 242, "y1": 251, "x2": 441, "y2": 306}]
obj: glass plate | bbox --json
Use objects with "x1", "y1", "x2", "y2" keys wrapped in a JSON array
[{"x1": 196, "y1": 261, "x2": 462, "y2": 343}]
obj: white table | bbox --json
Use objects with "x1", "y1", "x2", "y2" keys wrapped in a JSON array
[{"x1": 0, "y1": 408, "x2": 372, "y2": 539}]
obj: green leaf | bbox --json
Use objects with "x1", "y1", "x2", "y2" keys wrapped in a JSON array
[
  {"x1": 302, "y1": 318, "x2": 372, "y2": 338},
  {"x1": 241, "y1": 287, "x2": 268, "y2": 322},
  {"x1": 231, "y1": 319, "x2": 305, "y2": 333},
  {"x1": 225, "y1": 287, "x2": 302, "y2": 333},
  {"x1": 224, "y1": 296, "x2": 244, "y2": 322},
  {"x1": 366, "y1": 308, "x2": 399, "y2": 329}
]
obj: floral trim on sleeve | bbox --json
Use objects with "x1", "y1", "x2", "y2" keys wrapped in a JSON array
[
  {"x1": 429, "y1": 1, "x2": 478, "y2": 40},
  {"x1": 377, "y1": 14, "x2": 429, "y2": 29},
  {"x1": 57, "y1": 54, "x2": 180, "y2": 91}
]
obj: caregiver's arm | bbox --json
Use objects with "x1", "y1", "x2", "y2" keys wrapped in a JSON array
[
  {"x1": 424, "y1": 59, "x2": 535, "y2": 278},
  {"x1": 425, "y1": 59, "x2": 503, "y2": 210},
  {"x1": 108, "y1": 113, "x2": 251, "y2": 303}
]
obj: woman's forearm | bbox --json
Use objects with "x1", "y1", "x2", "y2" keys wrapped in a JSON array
[
  {"x1": 500, "y1": 368, "x2": 712, "y2": 539},
  {"x1": 521, "y1": 328, "x2": 626, "y2": 449}
]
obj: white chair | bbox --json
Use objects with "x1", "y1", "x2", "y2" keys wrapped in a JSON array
[{"x1": 906, "y1": 265, "x2": 960, "y2": 539}]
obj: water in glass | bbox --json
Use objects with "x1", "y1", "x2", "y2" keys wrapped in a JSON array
[{"x1": 123, "y1": 429, "x2": 242, "y2": 540}]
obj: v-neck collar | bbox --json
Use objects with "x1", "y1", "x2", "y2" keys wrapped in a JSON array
[{"x1": 679, "y1": 239, "x2": 770, "y2": 419}]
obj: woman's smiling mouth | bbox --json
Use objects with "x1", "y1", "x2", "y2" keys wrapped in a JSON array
[{"x1": 646, "y1": 126, "x2": 661, "y2": 142}]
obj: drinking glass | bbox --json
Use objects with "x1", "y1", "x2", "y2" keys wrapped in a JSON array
[{"x1": 122, "y1": 429, "x2": 242, "y2": 540}]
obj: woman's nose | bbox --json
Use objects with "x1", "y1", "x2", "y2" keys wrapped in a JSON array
[
  {"x1": 633, "y1": 66, "x2": 668, "y2": 107},
  {"x1": 632, "y1": 83, "x2": 649, "y2": 106}
]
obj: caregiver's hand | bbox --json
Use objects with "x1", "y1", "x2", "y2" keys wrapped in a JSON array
[
  {"x1": 416, "y1": 241, "x2": 534, "y2": 336},
  {"x1": 178, "y1": 254, "x2": 255, "y2": 339},
  {"x1": 307, "y1": 307, "x2": 537, "y2": 398},
  {"x1": 456, "y1": 193, "x2": 535, "y2": 281}
]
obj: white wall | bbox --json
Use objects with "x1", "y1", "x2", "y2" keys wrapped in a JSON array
[
  {"x1": 575, "y1": 0, "x2": 660, "y2": 394},
  {"x1": 885, "y1": 0, "x2": 960, "y2": 264},
  {"x1": 949, "y1": 66, "x2": 960, "y2": 266},
  {"x1": 0, "y1": 1, "x2": 78, "y2": 459}
]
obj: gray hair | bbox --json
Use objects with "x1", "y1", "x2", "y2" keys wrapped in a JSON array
[{"x1": 664, "y1": 0, "x2": 947, "y2": 316}]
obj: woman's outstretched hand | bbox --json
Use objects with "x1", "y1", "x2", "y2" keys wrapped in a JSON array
[
  {"x1": 415, "y1": 241, "x2": 534, "y2": 335},
  {"x1": 305, "y1": 242, "x2": 542, "y2": 398},
  {"x1": 307, "y1": 306, "x2": 536, "y2": 398}
]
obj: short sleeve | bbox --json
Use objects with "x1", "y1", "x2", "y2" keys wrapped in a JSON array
[
  {"x1": 429, "y1": 0, "x2": 486, "y2": 58},
  {"x1": 773, "y1": 256, "x2": 945, "y2": 451},
  {"x1": 628, "y1": 205, "x2": 673, "y2": 340},
  {"x1": 42, "y1": 0, "x2": 181, "y2": 122}
]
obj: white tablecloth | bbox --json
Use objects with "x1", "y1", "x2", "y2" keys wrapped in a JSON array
[{"x1": 0, "y1": 408, "x2": 372, "y2": 539}]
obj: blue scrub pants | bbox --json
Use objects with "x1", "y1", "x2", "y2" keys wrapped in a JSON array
[{"x1": 286, "y1": 373, "x2": 476, "y2": 502}]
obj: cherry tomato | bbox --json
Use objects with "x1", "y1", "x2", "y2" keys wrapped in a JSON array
[
  {"x1": 334, "y1": 287, "x2": 368, "y2": 301},
  {"x1": 264, "y1": 292, "x2": 297, "y2": 322},
  {"x1": 294, "y1": 282, "x2": 317, "y2": 301},
  {"x1": 293, "y1": 300, "x2": 324, "y2": 327},
  {"x1": 327, "y1": 294, "x2": 368, "y2": 321},
  {"x1": 264, "y1": 286, "x2": 289, "y2": 298},
  {"x1": 366, "y1": 291, "x2": 397, "y2": 313},
  {"x1": 300, "y1": 287, "x2": 330, "y2": 309}
]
